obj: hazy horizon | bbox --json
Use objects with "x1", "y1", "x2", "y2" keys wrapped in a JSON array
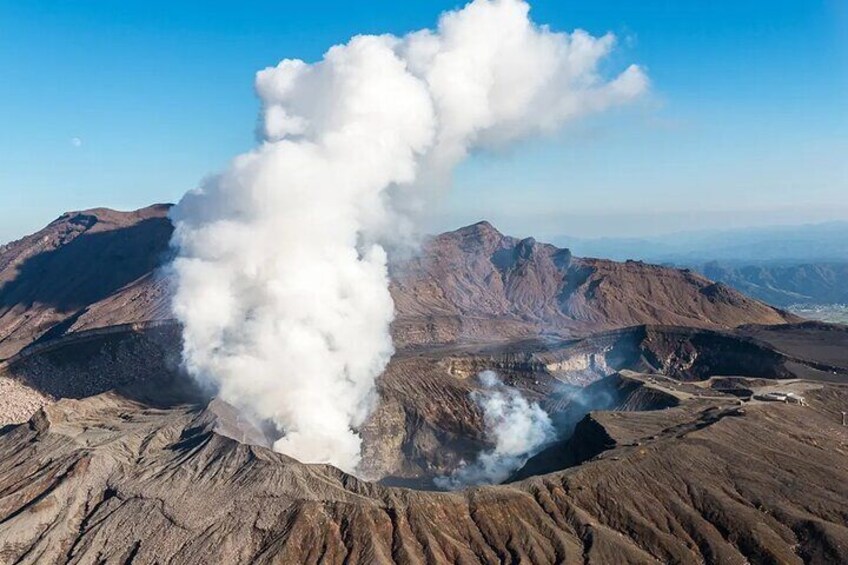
[
  {"x1": 5, "y1": 199, "x2": 848, "y2": 248},
  {"x1": 430, "y1": 204, "x2": 848, "y2": 241}
]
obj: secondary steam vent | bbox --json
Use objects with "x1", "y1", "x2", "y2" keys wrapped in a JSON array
[
  {"x1": 436, "y1": 371, "x2": 555, "y2": 489},
  {"x1": 169, "y1": 0, "x2": 647, "y2": 473}
]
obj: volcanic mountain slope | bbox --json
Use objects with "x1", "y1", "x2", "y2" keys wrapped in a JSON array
[
  {"x1": 390, "y1": 221, "x2": 797, "y2": 346},
  {"x1": 0, "y1": 205, "x2": 172, "y2": 359},
  {"x1": 2, "y1": 319, "x2": 847, "y2": 486},
  {"x1": 0, "y1": 206, "x2": 845, "y2": 563},
  {"x1": 0, "y1": 206, "x2": 797, "y2": 359},
  {"x1": 0, "y1": 350, "x2": 847, "y2": 564}
]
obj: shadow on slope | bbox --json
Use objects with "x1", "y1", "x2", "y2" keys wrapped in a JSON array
[
  {"x1": 0, "y1": 323, "x2": 205, "y2": 409},
  {"x1": 0, "y1": 215, "x2": 172, "y2": 315}
]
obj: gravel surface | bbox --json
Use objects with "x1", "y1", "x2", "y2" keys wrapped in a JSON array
[{"x1": 0, "y1": 376, "x2": 50, "y2": 425}]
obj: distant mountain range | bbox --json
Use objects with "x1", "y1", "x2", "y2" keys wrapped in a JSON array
[
  {"x1": 555, "y1": 221, "x2": 848, "y2": 264},
  {"x1": 555, "y1": 221, "x2": 848, "y2": 308},
  {"x1": 698, "y1": 261, "x2": 848, "y2": 308}
]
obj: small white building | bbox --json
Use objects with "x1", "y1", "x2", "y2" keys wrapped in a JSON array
[{"x1": 756, "y1": 391, "x2": 806, "y2": 405}]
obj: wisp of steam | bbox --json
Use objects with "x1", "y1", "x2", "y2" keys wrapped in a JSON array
[
  {"x1": 435, "y1": 371, "x2": 555, "y2": 490},
  {"x1": 169, "y1": 0, "x2": 647, "y2": 473}
]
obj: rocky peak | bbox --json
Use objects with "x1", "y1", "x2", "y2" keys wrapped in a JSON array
[{"x1": 449, "y1": 220, "x2": 506, "y2": 253}]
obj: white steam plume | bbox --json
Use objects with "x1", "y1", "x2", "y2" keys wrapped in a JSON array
[
  {"x1": 435, "y1": 371, "x2": 555, "y2": 489},
  {"x1": 170, "y1": 0, "x2": 647, "y2": 473}
]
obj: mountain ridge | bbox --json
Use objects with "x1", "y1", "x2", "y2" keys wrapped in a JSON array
[
  {"x1": 0, "y1": 206, "x2": 846, "y2": 564},
  {"x1": 0, "y1": 205, "x2": 797, "y2": 360}
]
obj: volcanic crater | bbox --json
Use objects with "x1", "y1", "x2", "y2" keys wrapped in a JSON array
[{"x1": 0, "y1": 207, "x2": 846, "y2": 564}]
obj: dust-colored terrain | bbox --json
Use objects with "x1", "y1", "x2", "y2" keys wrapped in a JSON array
[
  {"x1": 0, "y1": 206, "x2": 845, "y2": 564},
  {"x1": 390, "y1": 221, "x2": 798, "y2": 346},
  {"x1": 0, "y1": 329, "x2": 846, "y2": 564},
  {"x1": 0, "y1": 205, "x2": 173, "y2": 360},
  {"x1": 0, "y1": 207, "x2": 797, "y2": 361}
]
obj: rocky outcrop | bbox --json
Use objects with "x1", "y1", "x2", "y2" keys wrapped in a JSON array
[{"x1": 390, "y1": 222, "x2": 797, "y2": 346}]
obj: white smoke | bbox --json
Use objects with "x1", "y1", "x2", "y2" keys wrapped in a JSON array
[
  {"x1": 435, "y1": 371, "x2": 555, "y2": 489},
  {"x1": 170, "y1": 0, "x2": 647, "y2": 473}
]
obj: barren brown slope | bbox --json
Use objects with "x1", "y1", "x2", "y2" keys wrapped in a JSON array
[
  {"x1": 0, "y1": 308, "x2": 846, "y2": 563},
  {"x1": 0, "y1": 204, "x2": 173, "y2": 359},
  {"x1": 3, "y1": 321, "x2": 846, "y2": 487},
  {"x1": 390, "y1": 221, "x2": 798, "y2": 346},
  {"x1": 0, "y1": 370, "x2": 846, "y2": 564},
  {"x1": 0, "y1": 207, "x2": 797, "y2": 359}
]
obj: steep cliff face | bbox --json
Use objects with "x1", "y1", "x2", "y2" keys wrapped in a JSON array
[
  {"x1": 3, "y1": 321, "x2": 846, "y2": 486},
  {"x1": 390, "y1": 221, "x2": 798, "y2": 345}
]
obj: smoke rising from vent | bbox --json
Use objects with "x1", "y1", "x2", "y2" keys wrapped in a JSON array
[
  {"x1": 169, "y1": 0, "x2": 647, "y2": 473},
  {"x1": 435, "y1": 371, "x2": 555, "y2": 489}
]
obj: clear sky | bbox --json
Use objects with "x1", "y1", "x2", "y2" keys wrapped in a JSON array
[{"x1": 1, "y1": 0, "x2": 846, "y2": 242}]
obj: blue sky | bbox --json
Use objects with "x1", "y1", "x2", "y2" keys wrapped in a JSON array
[{"x1": 1, "y1": 0, "x2": 845, "y2": 241}]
